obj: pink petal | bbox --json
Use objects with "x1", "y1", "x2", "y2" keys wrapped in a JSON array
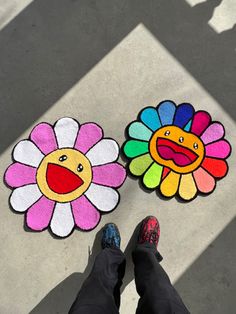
[
  {"x1": 74, "y1": 123, "x2": 103, "y2": 154},
  {"x1": 71, "y1": 195, "x2": 100, "y2": 230},
  {"x1": 30, "y1": 123, "x2": 58, "y2": 155},
  {"x1": 191, "y1": 111, "x2": 211, "y2": 136},
  {"x1": 4, "y1": 163, "x2": 37, "y2": 188},
  {"x1": 92, "y1": 163, "x2": 126, "y2": 187},
  {"x1": 201, "y1": 122, "x2": 224, "y2": 144},
  {"x1": 193, "y1": 167, "x2": 215, "y2": 193},
  {"x1": 26, "y1": 196, "x2": 55, "y2": 231},
  {"x1": 205, "y1": 140, "x2": 231, "y2": 159}
]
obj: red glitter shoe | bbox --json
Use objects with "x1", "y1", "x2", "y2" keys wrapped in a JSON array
[{"x1": 138, "y1": 216, "x2": 160, "y2": 248}]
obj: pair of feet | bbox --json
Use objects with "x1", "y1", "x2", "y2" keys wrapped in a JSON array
[{"x1": 101, "y1": 216, "x2": 160, "y2": 250}]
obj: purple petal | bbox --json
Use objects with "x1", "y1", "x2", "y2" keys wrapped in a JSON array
[
  {"x1": 74, "y1": 123, "x2": 103, "y2": 154},
  {"x1": 205, "y1": 140, "x2": 231, "y2": 159},
  {"x1": 92, "y1": 163, "x2": 126, "y2": 187},
  {"x1": 71, "y1": 195, "x2": 100, "y2": 230},
  {"x1": 5, "y1": 163, "x2": 37, "y2": 188},
  {"x1": 30, "y1": 123, "x2": 58, "y2": 155},
  {"x1": 201, "y1": 122, "x2": 224, "y2": 144},
  {"x1": 26, "y1": 196, "x2": 55, "y2": 231}
]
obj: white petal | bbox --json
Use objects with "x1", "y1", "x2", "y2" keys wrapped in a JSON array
[
  {"x1": 13, "y1": 140, "x2": 44, "y2": 167},
  {"x1": 50, "y1": 202, "x2": 74, "y2": 237},
  {"x1": 54, "y1": 117, "x2": 79, "y2": 148},
  {"x1": 10, "y1": 184, "x2": 42, "y2": 212},
  {"x1": 86, "y1": 139, "x2": 119, "y2": 166},
  {"x1": 85, "y1": 183, "x2": 119, "y2": 212}
]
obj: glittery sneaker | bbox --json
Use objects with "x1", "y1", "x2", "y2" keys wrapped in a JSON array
[
  {"x1": 138, "y1": 216, "x2": 160, "y2": 248},
  {"x1": 101, "y1": 223, "x2": 121, "y2": 249}
]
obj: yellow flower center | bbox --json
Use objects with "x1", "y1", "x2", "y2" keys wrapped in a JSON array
[{"x1": 36, "y1": 148, "x2": 92, "y2": 202}]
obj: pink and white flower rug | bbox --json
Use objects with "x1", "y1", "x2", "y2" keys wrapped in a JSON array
[{"x1": 4, "y1": 118, "x2": 126, "y2": 238}]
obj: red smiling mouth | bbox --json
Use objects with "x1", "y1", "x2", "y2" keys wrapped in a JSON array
[
  {"x1": 46, "y1": 163, "x2": 84, "y2": 194},
  {"x1": 156, "y1": 138, "x2": 198, "y2": 167}
]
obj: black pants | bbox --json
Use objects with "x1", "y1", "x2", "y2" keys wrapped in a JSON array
[{"x1": 69, "y1": 243, "x2": 190, "y2": 314}]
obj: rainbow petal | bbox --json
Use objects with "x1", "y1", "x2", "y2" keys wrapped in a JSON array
[
  {"x1": 184, "y1": 120, "x2": 192, "y2": 131},
  {"x1": 193, "y1": 167, "x2": 215, "y2": 193},
  {"x1": 129, "y1": 153, "x2": 153, "y2": 176},
  {"x1": 191, "y1": 111, "x2": 211, "y2": 136},
  {"x1": 162, "y1": 167, "x2": 171, "y2": 179},
  {"x1": 160, "y1": 171, "x2": 180, "y2": 197},
  {"x1": 124, "y1": 140, "x2": 149, "y2": 158},
  {"x1": 201, "y1": 157, "x2": 228, "y2": 178},
  {"x1": 143, "y1": 163, "x2": 163, "y2": 188},
  {"x1": 140, "y1": 107, "x2": 161, "y2": 131},
  {"x1": 157, "y1": 101, "x2": 176, "y2": 126},
  {"x1": 205, "y1": 140, "x2": 231, "y2": 159},
  {"x1": 128, "y1": 121, "x2": 153, "y2": 141},
  {"x1": 201, "y1": 122, "x2": 224, "y2": 144},
  {"x1": 173, "y1": 103, "x2": 194, "y2": 129},
  {"x1": 178, "y1": 173, "x2": 197, "y2": 200}
]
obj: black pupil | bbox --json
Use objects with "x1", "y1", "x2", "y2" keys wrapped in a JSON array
[
  {"x1": 78, "y1": 164, "x2": 83, "y2": 172},
  {"x1": 59, "y1": 155, "x2": 67, "y2": 162}
]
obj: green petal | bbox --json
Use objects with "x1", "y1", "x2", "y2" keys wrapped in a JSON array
[
  {"x1": 143, "y1": 163, "x2": 163, "y2": 188},
  {"x1": 129, "y1": 153, "x2": 153, "y2": 176},
  {"x1": 128, "y1": 121, "x2": 153, "y2": 141},
  {"x1": 124, "y1": 140, "x2": 149, "y2": 158}
]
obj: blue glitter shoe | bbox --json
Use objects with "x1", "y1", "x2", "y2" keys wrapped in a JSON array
[{"x1": 101, "y1": 223, "x2": 121, "y2": 249}]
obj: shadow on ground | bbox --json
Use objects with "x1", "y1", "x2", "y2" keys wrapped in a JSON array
[
  {"x1": 175, "y1": 216, "x2": 236, "y2": 314},
  {"x1": 30, "y1": 228, "x2": 103, "y2": 314},
  {"x1": 0, "y1": 0, "x2": 235, "y2": 154},
  {"x1": 30, "y1": 223, "x2": 141, "y2": 313},
  {"x1": 30, "y1": 217, "x2": 236, "y2": 313}
]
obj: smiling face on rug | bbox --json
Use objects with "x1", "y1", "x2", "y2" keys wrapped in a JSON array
[
  {"x1": 4, "y1": 117, "x2": 126, "y2": 238},
  {"x1": 149, "y1": 125, "x2": 205, "y2": 174},
  {"x1": 123, "y1": 100, "x2": 231, "y2": 201},
  {"x1": 37, "y1": 148, "x2": 92, "y2": 203}
]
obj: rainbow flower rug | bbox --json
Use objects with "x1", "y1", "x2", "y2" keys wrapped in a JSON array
[
  {"x1": 5, "y1": 118, "x2": 126, "y2": 238},
  {"x1": 123, "y1": 100, "x2": 231, "y2": 201}
]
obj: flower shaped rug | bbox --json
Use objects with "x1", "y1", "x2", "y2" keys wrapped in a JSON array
[
  {"x1": 5, "y1": 118, "x2": 126, "y2": 237},
  {"x1": 123, "y1": 100, "x2": 231, "y2": 201}
]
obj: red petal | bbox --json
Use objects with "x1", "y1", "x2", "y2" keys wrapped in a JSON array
[{"x1": 201, "y1": 157, "x2": 228, "y2": 178}]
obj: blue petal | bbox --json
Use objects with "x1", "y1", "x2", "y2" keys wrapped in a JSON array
[
  {"x1": 184, "y1": 120, "x2": 192, "y2": 132},
  {"x1": 173, "y1": 103, "x2": 194, "y2": 128},
  {"x1": 157, "y1": 101, "x2": 176, "y2": 126},
  {"x1": 140, "y1": 107, "x2": 161, "y2": 131}
]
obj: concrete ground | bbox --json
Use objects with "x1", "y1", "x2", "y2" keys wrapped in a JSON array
[{"x1": 0, "y1": 0, "x2": 235, "y2": 313}]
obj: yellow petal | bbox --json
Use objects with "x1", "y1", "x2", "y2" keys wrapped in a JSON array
[
  {"x1": 160, "y1": 171, "x2": 180, "y2": 197},
  {"x1": 179, "y1": 173, "x2": 197, "y2": 201}
]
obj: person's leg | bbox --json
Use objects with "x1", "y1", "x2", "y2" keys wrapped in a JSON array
[
  {"x1": 69, "y1": 224, "x2": 125, "y2": 314},
  {"x1": 133, "y1": 216, "x2": 190, "y2": 314}
]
